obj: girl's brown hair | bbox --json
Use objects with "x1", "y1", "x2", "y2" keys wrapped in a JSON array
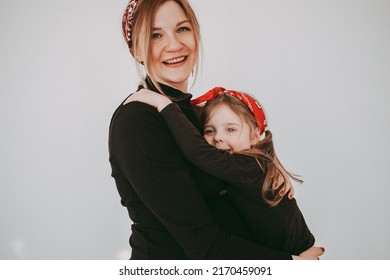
[
  {"x1": 200, "y1": 94, "x2": 303, "y2": 207},
  {"x1": 131, "y1": 0, "x2": 201, "y2": 94}
]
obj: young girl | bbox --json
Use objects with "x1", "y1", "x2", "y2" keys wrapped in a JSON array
[{"x1": 125, "y1": 86, "x2": 316, "y2": 255}]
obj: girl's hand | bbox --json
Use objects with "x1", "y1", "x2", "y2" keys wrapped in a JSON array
[
  {"x1": 124, "y1": 89, "x2": 172, "y2": 112},
  {"x1": 292, "y1": 246, "x2": 325, "y2": 260}
]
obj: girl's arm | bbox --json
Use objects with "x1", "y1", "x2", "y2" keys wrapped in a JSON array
[
  {"x1": 125, "y1": 89, "x2": 295, "y2": 195},
  {"x1": 124, "y1": 90, "x2": 257, "y2": 184}
]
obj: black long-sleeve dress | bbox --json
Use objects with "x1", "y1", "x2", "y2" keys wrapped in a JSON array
[
  {"x1": 159, "y1": 102, "x2": 315, "y2": 255},
  {"x1": 108, "y1": 79, "x2": 292, "y2": 259}
]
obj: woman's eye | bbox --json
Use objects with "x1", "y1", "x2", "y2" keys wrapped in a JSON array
[
  {"x1": 178, "y1": 26, "x2": 190, "y2": 33},
  {"x1": 227, "y1": 128, "x2": 236, "y2": 133},
  {"x1": 152, "y1": 33, "x2": 161, "y2": 39},
  {"x1": 204, "y1": 129, "x2": 214, "y2": 135}
]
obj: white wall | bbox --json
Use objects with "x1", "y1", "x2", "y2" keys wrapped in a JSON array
[{"x1": 1, "y1": 0, "x2": 389, "y2": 259}]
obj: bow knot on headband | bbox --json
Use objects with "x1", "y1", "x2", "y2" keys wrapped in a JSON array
[
  {"x1": 191, "y1": 87, "x2": 268, "y2": 134},
  {"x1": 122, "y1": 0, "x2": 142, "y2": 55}
]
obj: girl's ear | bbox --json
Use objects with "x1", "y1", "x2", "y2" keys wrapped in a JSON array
[{"x1": 250, "y1": 127, "x2": 261, "y2": 146}]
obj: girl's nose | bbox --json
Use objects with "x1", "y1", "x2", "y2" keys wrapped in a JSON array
[{"x1": 213, "y1": 132, "x2": 224, "y2": 143}]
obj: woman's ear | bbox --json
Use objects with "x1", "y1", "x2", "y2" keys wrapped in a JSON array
[
  {"x1": 250, "y1": 127, "x2": 261, "y2": 145},
  {"x1": 135, "y1": 56, "x2": 144, "y2": 64},
  {"x1": 133, "y1": 49, "x2": 145, "y2": 64}
]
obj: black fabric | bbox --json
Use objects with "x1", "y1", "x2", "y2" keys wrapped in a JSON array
[{"x1": 108, "y1": 80, "x2": 292, "y2": 259}]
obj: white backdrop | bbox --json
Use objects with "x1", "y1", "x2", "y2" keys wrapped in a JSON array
[{"x1": 1, "y1": 0, "x2": 389, "y2": 260}]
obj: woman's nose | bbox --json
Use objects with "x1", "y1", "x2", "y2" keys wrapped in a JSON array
[{"x1": 165, "y1": 34, "x2": 182, "y2": 51}]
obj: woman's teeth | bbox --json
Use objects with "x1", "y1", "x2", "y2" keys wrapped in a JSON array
[{"x1": 163, "y1": 56, "x2": 186, "y2": 64}]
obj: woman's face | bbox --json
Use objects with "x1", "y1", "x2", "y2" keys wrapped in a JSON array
[
  {"x1": 147, "y1": 1, "x2": 197, "y2": 92},
  {"x1": 203, "y1": 104, "x2": 260, "y2": 153}
]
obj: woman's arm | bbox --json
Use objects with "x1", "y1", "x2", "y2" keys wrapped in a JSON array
[
  {"x1": 110, "y1": 100, "x2": 294, "y2": 259},
  {"x1": 293, "y1": 246, "x2": 325, "y2": 260}
]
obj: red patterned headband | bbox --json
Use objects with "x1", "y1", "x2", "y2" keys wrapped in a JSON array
[
  {"x1": 122, "y1": 0, "x2": 142, "y2": 55},
  {"x1": 191, "y1": 87, "x2": 268, "y2": 134}
]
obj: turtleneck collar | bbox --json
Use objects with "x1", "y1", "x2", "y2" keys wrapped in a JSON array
[
  {"x1": 140, "y1": 76, "x2": 193, "y2": 103},
  {"x1": 138, "y1": 76, "x2": 201, "y2": 130}
]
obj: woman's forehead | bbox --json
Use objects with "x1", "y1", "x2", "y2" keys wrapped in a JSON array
[{"x1": 153, "y1": 1, "x2": 188, "y2": 27}]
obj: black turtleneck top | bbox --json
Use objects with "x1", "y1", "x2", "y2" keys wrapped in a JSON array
[{"x1": 108, "y1": 79, "x2": 292, "y2": 259}]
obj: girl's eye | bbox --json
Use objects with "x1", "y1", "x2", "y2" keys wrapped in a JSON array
[
  {"x1": 204, "y1": 129, "x2": 215, "y2": 135},
  {"x1": 152, "y1": 33, "x2": 161, "y2": 39},
  {"x1": 227, "y1": 128, "x2": 237, "y2": 133}
]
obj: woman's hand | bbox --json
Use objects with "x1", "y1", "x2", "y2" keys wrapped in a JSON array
[
  {"x1": 277, "y1": 174, "x2": 295, "y2": 199},
  {"x1": 292, "y1": 246, "x2": 325, "y2": 260},
  {"x1": 124, "y1": 89, "x2": 172, "y2": 112}
]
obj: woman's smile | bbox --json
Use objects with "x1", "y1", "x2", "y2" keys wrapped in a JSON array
[{"x1": 162, "y1": 56, "x2": 188, "y2": 65}]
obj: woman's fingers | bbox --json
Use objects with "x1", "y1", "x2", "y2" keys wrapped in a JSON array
[{"x1": 298, "y1": 246, "x2": 325, "y2": 260}]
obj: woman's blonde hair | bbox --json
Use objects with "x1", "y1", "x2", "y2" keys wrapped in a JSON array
[
  {"x1": 131, "y1": 0, "x2": 201, "y2": 94},
  {"x1": 200, "y1": 94, "x2": 303, "y2": 207}
]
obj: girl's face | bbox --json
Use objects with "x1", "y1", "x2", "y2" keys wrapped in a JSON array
[
  {"x1": 146, "y1": 1, "x2": 197, "y2": 92},
  {"x1": 203, "y1": 104, "x2": 260, "y2": 153}
]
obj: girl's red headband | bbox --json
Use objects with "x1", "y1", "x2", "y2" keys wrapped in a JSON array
[
  {"x1": 191, "y1": 87, "x2": 268, "y2": 134},
  {"x1": 122, "y1": 0, "x2": 142, "y2": 55}
]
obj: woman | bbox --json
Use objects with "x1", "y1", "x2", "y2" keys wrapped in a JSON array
[{"x1": 109, "y1": 0, "x2": 323, "y2": 259}]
